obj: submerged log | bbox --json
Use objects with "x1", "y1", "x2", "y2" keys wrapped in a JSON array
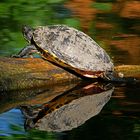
[
  {"x1": 0, "y1": 57, "x2": 140, "y2": 92},
  {"x1": 0, "y1": 79, "x2": 80, "y2": 114}
]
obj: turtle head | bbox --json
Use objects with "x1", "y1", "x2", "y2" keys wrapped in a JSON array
[{"x1": 22, "y1": 25, "x2": 34, "y2": 43}]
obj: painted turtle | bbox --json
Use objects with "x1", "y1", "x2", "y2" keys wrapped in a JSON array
[{"x1": 14, "y1": 25, "x2": 134, "y2": 82}]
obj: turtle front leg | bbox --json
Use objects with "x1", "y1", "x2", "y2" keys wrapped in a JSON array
[{"x1": 12, "y1": 45, "x2": 38, "y2": 58}]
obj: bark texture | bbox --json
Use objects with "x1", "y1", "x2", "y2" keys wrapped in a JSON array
[{"x1": 0, "y1": 57, "x2": 79, "y2": 92}]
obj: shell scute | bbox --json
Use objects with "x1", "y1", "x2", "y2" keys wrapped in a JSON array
[{"x1": 32, "y1": 25, "x2": 114, "y2": 77}]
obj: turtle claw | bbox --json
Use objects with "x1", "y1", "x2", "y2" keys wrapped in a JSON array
[
  {"x1": 11, "y1": 54, "x2": 22, "y2": 58},
  {"x1": 11, "y1": 54, "x2": 34, "y2": 58}
]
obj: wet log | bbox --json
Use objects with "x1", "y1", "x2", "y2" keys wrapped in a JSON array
[
  {"x1": 0, "y1": 57, "x2": 140, "y2": 92},
  {"x1": 0, "y1": 57, "x2": 79, "y2": 92},
  {"x1": 114, "y1": 65, "x2": 140, "y2": 78}
]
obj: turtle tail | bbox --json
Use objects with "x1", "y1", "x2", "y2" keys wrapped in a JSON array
[
  {"x1": 104, "y1": 71, "x2": 138, "y2": 84},
  {"x1": 108, "y1": 76, "x2": 137, "y2": 83}
]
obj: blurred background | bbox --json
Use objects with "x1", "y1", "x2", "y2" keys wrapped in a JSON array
[
  {"x1": 0, "y1": 0, "x2": 140, "y2": 65},
  {"x1": 0, "y1": 0, "x2": 140, "y2": 139}
]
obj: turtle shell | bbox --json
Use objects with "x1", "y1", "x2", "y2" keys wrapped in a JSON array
[{"x1": 32, "y1": 25, "x2": 114, "y2": 78}]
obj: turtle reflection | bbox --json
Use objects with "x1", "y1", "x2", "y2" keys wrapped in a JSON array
[{"x1": 20, "y1": 82, "x2": 114, "y2": 132}]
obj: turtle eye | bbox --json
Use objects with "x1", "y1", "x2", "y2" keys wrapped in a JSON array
[{"x1": 22, "y1": 25, "x2": 34, "y2": 43}]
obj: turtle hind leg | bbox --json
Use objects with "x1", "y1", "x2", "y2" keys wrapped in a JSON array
[
  {"x1": 11, "y1": 45, "x2": 38, "y2": 58},
  {"x1": 104, "y1": 71, "x2": 137, "y2": 83}
]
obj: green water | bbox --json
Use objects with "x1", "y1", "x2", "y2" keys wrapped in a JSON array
[{"x1": 0, "y1": 0, "x2": 140, "y2": 139}]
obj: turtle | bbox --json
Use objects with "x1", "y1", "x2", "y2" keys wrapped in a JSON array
[{"x1": 13, "y1": 25, "x2": 135, "y2": 82}]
